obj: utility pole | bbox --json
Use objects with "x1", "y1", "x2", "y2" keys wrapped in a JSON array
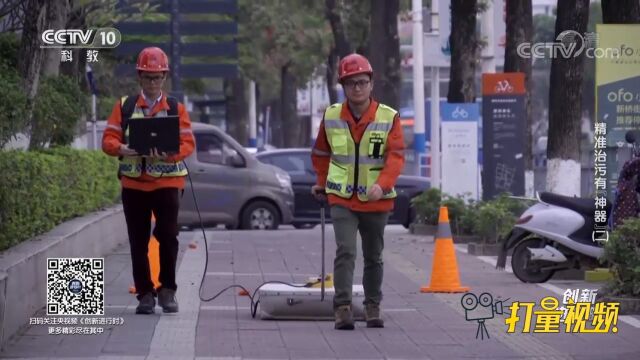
[
  {"x1": 412, "y1": 0, "x2": 426, "y2": 178},
  {"x1": 428, "y1": 0, "x2": 440, "y2": 189},
  {"x1": 249, "y1": 80, "x2": 257, "y2": 147}
]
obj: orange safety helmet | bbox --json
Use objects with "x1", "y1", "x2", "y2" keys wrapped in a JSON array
[
  {"x1": 338, "y1": 53, "x2": 373, "y2": 82},
  {"x1": 136, "y1": 47, "x2": 169, "y2": 72}
]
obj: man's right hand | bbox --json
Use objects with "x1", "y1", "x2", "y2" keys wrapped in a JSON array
[
  {"x1": 118, "y1": 144, "x2": 138, "y2": 156},
  {"x1": 311, "y1": 185, "x2": 327, "y2": 202}
]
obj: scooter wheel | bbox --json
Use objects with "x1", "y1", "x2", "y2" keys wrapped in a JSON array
[{"x1": 511, "y1": 238, "x2": 556, "y2": 283}]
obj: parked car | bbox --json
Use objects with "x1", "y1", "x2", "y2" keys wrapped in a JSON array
[
  {"x1": 178, "y1": 123, "x2": 294, "y2": 230},
  {"x1": 255, "y1": 148, "x2": 429, "y2": 228},
  {"x1": 245, "y1": 144, "x2": 277, "y2": 154}
]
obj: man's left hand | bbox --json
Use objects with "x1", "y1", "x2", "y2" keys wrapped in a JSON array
[
  {"x1": 146, "y1": 148, "x2": 168, "y2": 160},
  {"x1": 367, "y1": 184, "x2": 383, "y2": 201}
]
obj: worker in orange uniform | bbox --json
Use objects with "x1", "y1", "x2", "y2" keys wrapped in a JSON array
[
  {"x1": 311, "y1": 53, "x2": 405, "y2": 330},
  {"x1": 102, "y1": 47, "x2": 195, "y2": 314}
]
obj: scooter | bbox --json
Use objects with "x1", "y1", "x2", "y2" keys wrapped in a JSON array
[{"x1": 496, "y1": 131, "x2": 639, "y2": 283}]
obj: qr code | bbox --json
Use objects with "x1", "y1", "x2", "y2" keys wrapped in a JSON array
[{"x1": 47, "y1": 258, "x2": 104, "y2": 315}]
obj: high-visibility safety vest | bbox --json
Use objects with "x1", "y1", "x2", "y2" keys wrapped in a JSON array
[
  {"x1": 323, "y1": 103, "x2": 397, "y2": 201},
  {"x1": 118, "y1": 96, "x2": 188, "y2": 178}
]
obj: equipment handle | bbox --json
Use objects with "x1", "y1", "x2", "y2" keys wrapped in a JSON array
[
  {"x1": 320, "y1": 205, "x2": 325, "y2": 301},
  {"x1": 313, "y1": 188, "x2": 327, "y2": 204}
]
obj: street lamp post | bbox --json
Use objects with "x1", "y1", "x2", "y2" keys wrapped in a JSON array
[{"x1": 412, "y1": 0, "x2": 426, "y2": 178}]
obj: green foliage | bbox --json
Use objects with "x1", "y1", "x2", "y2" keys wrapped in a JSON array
[
  {"x1": 0, "y1": 148, "x2": 120, "y2": 251},
  {"x1": 0, "y1": 32, "x2": 20, "y2": 69},
  {"x1": 0, "y1": 65, "x2": 28, "y2": 148},
  {"x1": 410, "y1": 187, "x2": 442, "y2": 225},
  {"x1": 474, "y1": 200, "x2": 515, "y2": 243},
  {"x1": 98, "y1": 96, "x2": 118, "y2": 120},
  {"x1": 410, "y1": 188, "x2": 479, "y2": 234},
  {"x1": 603, "y1": 218, "x2": 640, "y2": 297},
  {"x1": 442, "y1": 195, "x2": 466, "y2": 231},
  {"x1": 30, "y1": 76, "x2": 88, "y2": 149},
  {"x1": 473, "y1": 193, "x2": 529, "y2": 243},
  {"x1": 411, "y1": 189, "x2": 528, "y2": 242},
  {"x1": 238, "y1": 0, "x2": 331, "y2": 104},
  {"x1": 454, "y1": 198, "x2": 481, "y2": 236},
  {"x1": 338, "y1": 0, "x2": 371, "y2": 53},
  {"x1": 82, "y1": 0, "x2": 161, "y2": 27}
]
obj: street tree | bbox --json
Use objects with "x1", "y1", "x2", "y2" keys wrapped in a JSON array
[
  {"x1": 41, "y1": 1, "x2": 70, "y2": 77},
  {"x1": 17, "y1": 0, "x2": 51, "y2": 150},
  {"x1": 447, "y1": 0, "x2": 480, "y2": 103},
  {"x1": 324, "y1": 0, "x2": 370, "y2": 104},
  {"x1": 602, "y1": 0, "x2": 640, "y2": 23},
  {"x1": 546, "y1": 0, "x2": 589, "y2": 196},
  {"x1": 504, "y1": 0, "x2": 534, "y2": 196},
  {"x1": 240, "y1": 0, "x2": 330, "y2": 148},
  {"x1": 369, "y1": 0, "x2": 400, "y2": 109}
]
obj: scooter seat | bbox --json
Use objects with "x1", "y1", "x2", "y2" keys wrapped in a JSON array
[{"x1": 539, "y1": 192, "x2": 612, "y2": 216}]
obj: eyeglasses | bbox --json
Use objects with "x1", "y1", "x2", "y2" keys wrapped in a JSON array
[
  {"x1": 343, "y1": 79, "x2": 370, "y2": 89},
  {"x1": 141, "y1": 74, "x2": 165, "y2": 83}
]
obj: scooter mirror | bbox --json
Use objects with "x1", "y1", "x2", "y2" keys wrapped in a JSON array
[{"x1": 625, "y1": 131, "x2": 636, "y2": 144}]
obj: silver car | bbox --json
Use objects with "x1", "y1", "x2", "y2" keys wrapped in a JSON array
[{"x1": 178, "y1": 122, "x2": 294, "y2": 230}]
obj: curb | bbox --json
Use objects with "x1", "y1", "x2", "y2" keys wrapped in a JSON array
[{"x1": 0, "y1": 205, "x2": 127, "y2": 349}]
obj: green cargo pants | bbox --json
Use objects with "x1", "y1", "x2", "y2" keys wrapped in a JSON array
[{"x1": 330, "y1": 205, "x2": 390, "y2": 309}]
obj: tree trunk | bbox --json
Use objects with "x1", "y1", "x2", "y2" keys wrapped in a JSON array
[
  {"x1": 281, "y1": 63, "x2": 301, "y2": 147},
  {"x1": 602, "y1": 0, "x2": 640, "y2": 23},
  {"x1": 369, "y1": 0, "x2": 400, "y2": 108},
  {"x1": 325, "y1": 0, "x2": 351, "y2": 57},
  {"x1": 18, "y1": 0, "x2": 49, "y2": 150},
  {"x1": 269, "y1": 99, "x2": 284, "y2": 148},
  {"x1": 41, "y1": 0, "x2": 70, "y2": 77},
  {"x1": 546, "y1": 0, "x2": 590, "y2": 196},
  {"x1": 504, "y1": 0, "x2": 534, "y2": 196},
  {"x1": 59, "y1": 4, "x2": 86, "y2": 85},
  {"x1": 224, "y1": 78, "x2": 249, "y2": 145},
  {"x1": 447, "y1": 0, "x2": 479, "y2": 103},
  {"x1": 326, "y1": 50, "x2": 339, "y2": 104}
]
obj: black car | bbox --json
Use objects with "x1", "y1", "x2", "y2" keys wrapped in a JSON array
[{"x1": 255, "y1": 148, "x2": 430, "y2": 229}]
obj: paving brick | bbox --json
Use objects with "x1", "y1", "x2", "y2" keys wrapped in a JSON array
[{"x1": 4, "y1": 226, "x2": 640, "y2": 359}]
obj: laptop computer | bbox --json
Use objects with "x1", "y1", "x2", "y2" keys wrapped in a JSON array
[{"x1": 127, "y1": 116, "x2": 180, "y2": 155}]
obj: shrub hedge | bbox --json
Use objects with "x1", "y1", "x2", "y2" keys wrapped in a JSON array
[{"x1": 0, "y1": 148, "x2": 120, "y2": 250}]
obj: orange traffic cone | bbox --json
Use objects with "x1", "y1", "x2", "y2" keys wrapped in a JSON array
[
  {"x1": 420, "y1": 206, "x2": 470, "y2": 293},
  {"x1": 130, "y1": 213, "x2": 162, "y2": 293}
]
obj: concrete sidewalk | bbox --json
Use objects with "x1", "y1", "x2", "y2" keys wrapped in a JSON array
[{"x1": 1, "y1": 225, "x2": 640, "y2": 359}]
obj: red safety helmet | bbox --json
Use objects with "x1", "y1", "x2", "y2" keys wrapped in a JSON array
[
  {"x1": 338, "y1": 53, "x2": 373, "y2": 82},
  {"x1": 136, "y1": 47, "x2": 169, "y2": 72}
]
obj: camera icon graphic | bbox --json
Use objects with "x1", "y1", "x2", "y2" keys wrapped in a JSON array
[{"x1": 461, "y1": 292, "x2": 505, "y2": 339}]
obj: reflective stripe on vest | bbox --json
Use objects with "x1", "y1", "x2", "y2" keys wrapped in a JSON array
[
  {"x1": 118, "y1": 95, "x2": 187, "y2": 179},
  {"x1": 323, "y1": 103, "x2": 397, "y2": 201}
]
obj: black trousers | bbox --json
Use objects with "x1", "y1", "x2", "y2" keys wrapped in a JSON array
[{"x1": 122, "y1": 187, "x2": 180, "y2": 299}]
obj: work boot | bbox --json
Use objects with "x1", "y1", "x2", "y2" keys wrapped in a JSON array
[
  {"x1": 157, "y1": 288, "x2": 179, "y2": 313},
  {"x1": 135, "y1": 293, "x2": 155, "y2": 315},
  {"x1": 365, "y1": 303, "x2": 384, "y2": 328},
  {"x1": 334, "y1": 305, "x2": 355, "y2": 330}
]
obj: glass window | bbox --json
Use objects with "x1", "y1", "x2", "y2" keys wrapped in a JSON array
[
  {"x1": 268, "y1": 153, "x2": 312, "y2": 176},
  {"x1": 195, "y1": 133, "x2": 239, "y2": 166}
]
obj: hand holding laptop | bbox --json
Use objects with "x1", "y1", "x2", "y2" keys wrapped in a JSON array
[
  {"x1": 119, "y1": 144, "x2": 138, "y2": 156},
  {"x1": 118, "y1": 144, "x2": 168, "y2": 160},
  {"x1": 145, "y1": 148, "x2": 168, "y2": 160}
]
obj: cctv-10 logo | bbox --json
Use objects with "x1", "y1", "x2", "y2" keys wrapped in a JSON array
[{"x1": 40, "y1": 28, "x2": 121, "y2": 49}]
